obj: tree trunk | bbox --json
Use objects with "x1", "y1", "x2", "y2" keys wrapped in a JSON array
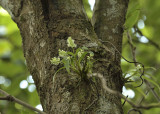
[{"x1": 0, "y1": 0, "x2": 128, "y2": 113}]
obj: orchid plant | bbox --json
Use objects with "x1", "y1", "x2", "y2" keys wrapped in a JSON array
[{"x1": 50, "y1": 37, "x2": 95, "y2": 80}]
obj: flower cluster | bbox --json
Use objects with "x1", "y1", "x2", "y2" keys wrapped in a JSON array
[
  {"x1": 78, "y1": 49, "x2": 84, "y2": 58},
  {"x1": 50, "y1": 36, "x2": 95, "y2": 78},
  {"x1": 58, "y1": 49, "x2": 68, "y2": 58},
  {"x1": 50, "y1": 37, "x2": 75, "y2": 66},
  {"x1": 67, "y1": 36, "x2": 77, "y2": 48},
  {"x1": 50, "y1": 57, "x2": 60, "y2": 65}
]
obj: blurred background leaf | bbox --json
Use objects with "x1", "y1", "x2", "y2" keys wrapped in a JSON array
[
  {"x1": 0, "y1": 7, "x2": 40, "y2": 114},
  {"x1": 122, "y1": 0, "x2": 160, "y2": 114}
]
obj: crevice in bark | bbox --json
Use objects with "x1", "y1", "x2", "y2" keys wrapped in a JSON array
[
  {"x1": 90, "y1": 0, "x2": 129, "y2": 113},
  {"x1": 14, "y1": 0, "x2": 24, "y2": 17},
  {"x1": 40, "y1": 0, "x2": 49, "y2": 21}
]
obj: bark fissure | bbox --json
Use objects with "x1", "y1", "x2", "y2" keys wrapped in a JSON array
[
  {"x1": 91, "y1": 0, "x2": 128, "y2": 113},
  {"x1": 40, "y1": 0, "x2": 49, "y2": 21}
]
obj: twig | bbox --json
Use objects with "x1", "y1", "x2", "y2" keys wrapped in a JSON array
[
  {"x1": 100, "y1": 39, "x2": 144, "y2": 87},
  {"x1": 127, "y1": 31, "x2": 160, "y2": 101},
  {"x1": 122, "y1": 95, "x2": 128, "y2": 106},
  {"x1": 0, "y1": 89, "x2": 46, "y2": 114},
  {"x1": 144, "y1": 79, "x2": 160, "y2": 102},
  {"x1": 0, "y1": 97, "x2": 10, "y2": 100},
  {"x1": 89, "y1": 73, "x2": 160, "y2": 109},
  {"x1": 138, "y1": 90, "x2": 149, "y2": 104},
  {"x1": 127, "y1": 31, "x2": 137, "y2": 66},
  {"x1": 126, "y1": 31, "x2": 144, "y2": 87},
  {"x1": 128, "y1": 108, "x2": 142, "y2": 114},
  {"x1": 134, "y1": 26, "x2": 160, "y2": 50},
  {"x1": 126, "y1": 31, "x2": 160, "y2": 113}
]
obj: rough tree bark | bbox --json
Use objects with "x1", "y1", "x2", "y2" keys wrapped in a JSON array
[{"x1": 0, "y1": 0, "x2": 128, "y2": 113}]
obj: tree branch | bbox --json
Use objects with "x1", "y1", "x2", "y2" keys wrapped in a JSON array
[
  {"x1": 0, "y1": 0, "x2": 24, "y2": 19},
  {"x1": 100, "y1": 39, "x2": 144, "y2": 87},
  {"x1": 133, "y1": 26, "x2": 160, "y2": 50},
  {"x1": 144, "y1": 79, "x2": 160, "y2": 102},
  {"x1": 127, "y1": 31, "x2": 137, "y2": 66},
  {"x1": 128, "y1": 108, "x2": 142, "y2": 114},
  {"x1": 92, "y1": 0, "x2": 128, "y2": 63},
  {"x1": 0, "y1": 89, "x2": 46, "y2": 114},
  {"x1": 127, "y1": 31, "x2": 160, "y2": 102},
  {"x1": 89, "y1": 73, "x2": 160, "y2": 109}
]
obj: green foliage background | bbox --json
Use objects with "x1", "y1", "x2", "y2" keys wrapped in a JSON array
[
  {"x1": 0, "y1": 0, "x2": 160, "y2": 113},
  {"x1": 0, "y1": 6, "x2": 40, "y2": 114}
]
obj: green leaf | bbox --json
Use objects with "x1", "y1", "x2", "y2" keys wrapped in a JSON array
[
  {"x1": 136, "y1": 87, "x2": 146, "y2": 97},
  {"x1": 125, "y1": 10, "x2": 140, "y2": 29},
  {"x1": 82, "y1": 46, "x2": 88, "y2": 50},
  {"x1": 70, "y1": 56, "x2": 75, "y2": 68},
  {"x1": 145, "y1": 67, "x2": 157, "y2": 71},
  {"x1": 71, "y1": 67, "x2": 80, "y2": 75},
  {"x1": 124, "y1": 0, "x2": 141, "y2": 29},
  {"x1": 75, "y1": 48, "x2": 81, "y2": 55},
  {"x1": 62, "y1": 59, "x2": 70, "y2": 73},
  {"x1": 86, "y1": 60, "x2": 93, "y2": 73},
  {"x1": 67, "y1": 51, "x2": 74, "y2": 56},
  {"x1": 78, "y1": 51, "x2": 88, "y2": 64},
  {"x1": 53, "y1": 67, "x2": 65, "y2": 77},
  {"x1": 143, "y1": 76, "x2": 160, "y2": 90}
]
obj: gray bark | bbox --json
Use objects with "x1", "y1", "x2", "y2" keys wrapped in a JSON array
[{"x1": 0, "y1": 0, "x2": 128, "y2": 113}]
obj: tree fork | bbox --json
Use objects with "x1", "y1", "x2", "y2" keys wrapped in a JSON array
[{"x1": 0, "y1": 0, "x2": 128, "y2": 113}]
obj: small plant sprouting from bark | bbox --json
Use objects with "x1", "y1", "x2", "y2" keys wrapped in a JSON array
[{"x1": 50, "y1": 37, "x2": 95, "y2": 80}]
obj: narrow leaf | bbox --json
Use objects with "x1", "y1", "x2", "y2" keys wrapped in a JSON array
[
  {"x1": 143, "y1": 76, "x2": 160, "y2": 90},
  {"x1": 53, "y1": 67, "x2": 65, "y2": 77},
  {"x1": 63, "y1": 59, "x2": 70, "y2": 73},
  {"x1": 78, "y1": 52, "x2": 88, "y2": 63},
  {"x1": 67, "y1": 52, "x2": 74, "y2": 56}
]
